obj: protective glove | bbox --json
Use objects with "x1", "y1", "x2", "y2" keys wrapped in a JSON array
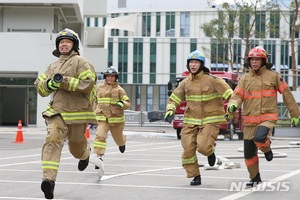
[
  {"x1": 47, "y1": 79, "x2": 61, "y2": 90},
  {"x1": 291, "y1": 117, "x2": 299, "y2": 126},
  {"x1": 224, "y1": 114, "x2": 234, "y2": 120},
  {"x1": 227, "y1": 104, "x2": 237, "y2": 113},
  {"x1": 165, "y1": 110, "x2": 174, "y2": 120},
  {"x1": 116, "y1": 101, "x2": 124, "y2": 108}
]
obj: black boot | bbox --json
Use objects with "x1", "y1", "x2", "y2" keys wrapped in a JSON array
[
  {"x1": 246, "y1": 173, "x2": 262, "y2": 187},
  {"x1": 207, "y1": 153, "x2": 216, "y2": 166},
  {"x1": 119, "y1": 145, "x2": 126, "y2": 153},
  {"x1": 190, "y1": 175, "x2": 201, "y2": 186},
  {"x1": 264, "y1": 150, "x2": 273, "y2": 161},
  {"x1": 78, "y1": 156, "x2": 89, "y2": 171},
  {"x1": 41, "y1": 179, "x2": 55, "y2": 199}
]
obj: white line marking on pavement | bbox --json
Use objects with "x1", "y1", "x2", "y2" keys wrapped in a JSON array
[
  {"x1": 219, "y1": 168, "x2": 300, "y2": 200},
  {"x1": 100, "y1": 167, "x2": 183, "y2": 180},
  {"x1": 0, "y1": 179, "x2": 228, "y2": 191},
  {"x1": 0, "y1": 197, "x2": 68, "y2": 200}
]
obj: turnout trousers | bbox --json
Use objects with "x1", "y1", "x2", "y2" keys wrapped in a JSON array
[
  {"x1": 42, "y1": 115, "x2": 90, "y2": 181},
  {"x1": 243, "y1": 121, "x2": 275, "y2": 179}
]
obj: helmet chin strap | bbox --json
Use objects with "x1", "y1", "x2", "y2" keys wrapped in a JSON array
[{"x1": 189, "y1": 66, "x2": 203, "y2": 75}]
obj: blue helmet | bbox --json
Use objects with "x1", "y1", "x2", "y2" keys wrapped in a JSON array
[
  {"x1": 187, "y1": 50, "x2": 206, "y2": 65},
  {"x1": 186, "y1": 50, "x2": 209, "y2": 74}
]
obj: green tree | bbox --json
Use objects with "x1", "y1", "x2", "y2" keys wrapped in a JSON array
[{"x1": 201, "y1": 0, "x2": 279, "y2": 72}]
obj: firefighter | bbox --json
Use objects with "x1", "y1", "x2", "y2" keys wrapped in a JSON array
[
  {"x1": 164, "y1": 50, "x2": 233, "y2": 185},
  {"x1": 91, "y1": 66, "x2": 131, "y2": 180},
  {"x1": 227, "y1": 46, "x2": 300, "y2": 187},
  {"x1": 34, "y1": 28, "x2": 97, "y2": 199}
]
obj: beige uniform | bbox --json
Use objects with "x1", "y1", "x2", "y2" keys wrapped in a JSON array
[
  {"x1": 229, "y1": 65, "x2": 300, "y2": 179},
  {"x1": 34, "y1": 51, "x2": 97, "y2": 181},
  {"x1": 166, "y1": 70, "x2": 233, "y2": 178},
  {"x1": 93, "y1": 80, "x2": 130, "y2": 155}
]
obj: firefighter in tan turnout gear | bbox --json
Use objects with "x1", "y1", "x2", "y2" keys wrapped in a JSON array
[
  {"x1": 34, "y1": 28, "x2": 97, "y2": 199},
  {"x1": 91, "y1": 66, "x2": 131, "y2": 180},
  {"x1": 164, "y1": 50, "x2": 233, "y2": 186},
  {"x1": 227, "y1": 46, "x2": 300, "y2": 187}
]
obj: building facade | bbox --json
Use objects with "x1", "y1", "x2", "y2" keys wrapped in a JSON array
[
  {"x1": 87, "y1": 0, "x2": 299, "y2": 114},
  {"x1": 0, "y1": 0, "x2": 107, "y2": 127}
]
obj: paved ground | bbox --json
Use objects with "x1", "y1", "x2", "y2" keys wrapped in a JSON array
[{"x1": 0, "y1": 125, "x2": 300, "y2": 200}]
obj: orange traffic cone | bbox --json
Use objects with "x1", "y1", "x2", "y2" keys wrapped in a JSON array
[
  {"x1": 85, "y1": 125, "x2": 90, "y2": 139},
  {"x1": 14, "y1": 120, "x2": 24, "y2": 143}
]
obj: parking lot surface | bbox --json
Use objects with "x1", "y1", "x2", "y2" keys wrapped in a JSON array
[{"x1": 0, "y1": 125, "x2": 300, "y2": 200}]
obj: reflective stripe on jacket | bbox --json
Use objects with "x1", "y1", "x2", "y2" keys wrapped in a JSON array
[
  {"x1": 230, "y1": 66, "x2": 300, "y2": 125},
  {"x1": 34, "y1": 51, "x2": 97, "y2": 124},
  {"x1": 166, "y1": 70, "x2": 233, "y2": 125},
  {"x1": 94, "y1": 80, "x2": 131, "y2": 124}
]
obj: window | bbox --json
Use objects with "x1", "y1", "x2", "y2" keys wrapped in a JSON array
[
  {"x1": 142, "y1": 12, "x2": 151, "y2": 37},
  {"x1": 95, "y1": 18, "x2": 99, "y2": 27},
  {"x1": 280, "y1": 40, "x2": 289, "y2": 82},
  {"x1": 133, "y1": 38, "x2": 143, "y2": 83},
  {"x1": 255, "y1": 11, "x2": 266, "y2": 38},
  {"x1": 166, "y1": 12, "x2": 175, "y2": 37},
  {"x1": 190, "y1": 38, "x2": 197, "y2": 52},
  {"x1": 156, "y1": 12, "x2": 161, "y2": 36},
  {"x1": 150, "y1": 39, "x2": 156, "y2": 83},
  {"x1": 270, "y1": 11, "x2": 280, "y2": 38},
  {"x1": 107, "y1": 38, "x2": 113, "y2": 69},
  {"x1": 86, "y1": 18, "x2": 90, "y2": 27},
  {"x1": 118, "y1": 0, "x2": 126, "y2": 8},
  {"x1": 147, "y1": 86, "x2": 153, "y2": 111},
  {"x1": 263, "y1": 40, "x2": 276, "y2": 65},
  {"x1": 239, "y1": 12, "x2": 250, "y2": 38},
  {"x1": 180, "y1": 12, "x2": 190, "y2": 37},
  {"x1": 159, "y1": 86, "x2": 168, "y2": 111},
  {"x1": 170, "y1": 39, "x2": 177, "y2": 81},
  {"x1": 290, "y1": 11, "x2": 300, "y2": 38},
  {"x1": 118, "y1": 38, "x2": 128, "y2": 83},
  {"x1": 210, "y1": 39, "x2": 229, "y2": 71}
]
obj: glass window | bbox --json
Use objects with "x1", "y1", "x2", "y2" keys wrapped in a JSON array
[
  {"x1": 263, "y1": 40, "x2": 276, "y2": 65},
  {"x1": 290, "y1": 11, "x2": 300, "y2": 38},
  {"x1": 107, "y1": 38, "x2": 113, "y2": 68},
  {"x1": 147, "y1": 86, "x2": 153, "y2": 111},
  {"x1": 239, "y1": 12, "x2": 250, "y2": 38},
  {"x1": 166, "y1": 12, "x2": 175, "y2": 37},
  {"x1": 255, "y1": 11, "x2": 266, "y2": 38},
  {"x1": 210, "y1": 39, "x2": 228, "y2": 71},
  {"x1": 180, "y1": 12, "x2": 190, "y2": 37},
  {"x1": 95, "y1": 18, "x2": 99, "y2": 27},
  {"x1": 270, "y1": 11, "x2": 280, "y2": 38},
  {"x1": 190, "y1": 38, "x2": 197, "y2": 52},
  {"x1": 150, "y1": 39, "x2": 156, "y2": 83},
  {"x1": 159, "y1": 85, "x2": 168, "y2": 110},
  {"x1": 170, "y1": 39, "x2": 177, "y2": 81},
  {"x1": 142, "y1": 12, "x2": 151, "y2": 37},
  {"x1": 118, "y1": 0, "x2": 126, "y2": 8},
  {"x1": 156, "y1": 12, "x2": 161, "y2": 36},
  {"x1": 86, "y1": 18, "x2": 90, "y2": 27},
  {"x1": 118, "y1": 38, "x2": 128, "y2": 83},
  {"x1": 133, "y1": 38, "x2": 143, "y2": 83}
]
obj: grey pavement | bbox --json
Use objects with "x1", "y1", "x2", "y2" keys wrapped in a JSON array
[{"x1": 0, "y1": 125, "x2": 300, "y2": 200}]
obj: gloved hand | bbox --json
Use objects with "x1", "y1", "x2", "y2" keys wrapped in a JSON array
[
  {"x1": 47, "y1": 79, "x2": 61, "y2": 90},
  {"x1": 227, "y1": 104, "x2": 237, "y2": 113},
  {"x1": 165, "y1": 110, "x2": 174, "y2": 120},
  {"x1": 291, "y1": 117, "x2": 299, "y2": 126},
  {"x1": 116, "y1": 101, "x2": 124, "y2": 108},
  {"x1": 224, "y1": 114, "x2": 234, "y2": 120}
]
